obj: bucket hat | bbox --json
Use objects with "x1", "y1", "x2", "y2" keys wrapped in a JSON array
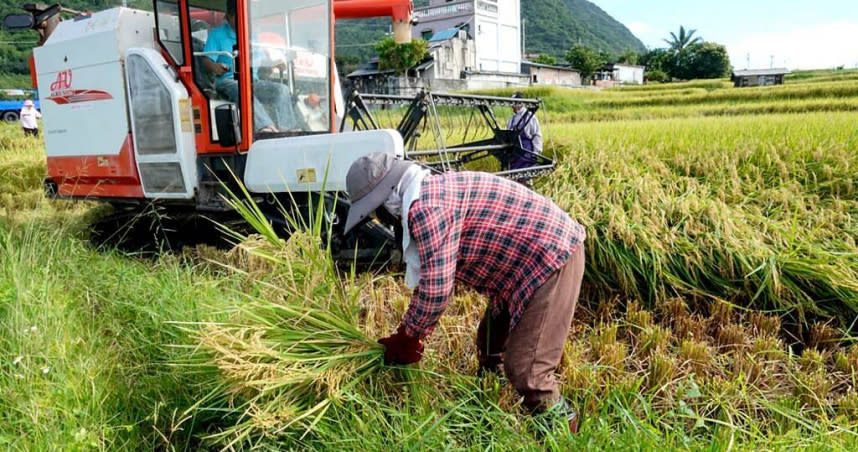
[{"x1": 344, "y1": 152, "x2": 414, "y2": 234}]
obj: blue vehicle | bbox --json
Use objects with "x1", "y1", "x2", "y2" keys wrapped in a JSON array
[{"x1": 0, "y1": 90, "x2": 40, "y2": 122}]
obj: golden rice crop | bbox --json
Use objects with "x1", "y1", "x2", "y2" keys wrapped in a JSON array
[
  {"x1": 590, "y1": 80, "x2": 858, "y2": 108},
  {"x1": 542, "y1": 112, "x2": 858, "y2": 329}
]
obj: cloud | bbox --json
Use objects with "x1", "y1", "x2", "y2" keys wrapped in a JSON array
[
  {"x1": 727, "y1": 22, "x2": 858, "y2": 70},
  {"x1": 627, "y1": 21, "x2": 652, "y2": 36}
]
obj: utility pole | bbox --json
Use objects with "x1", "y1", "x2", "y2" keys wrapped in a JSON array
[
  {"x1": 770, "y1": 55, "x2": 774, "y2": 69},
  {"x1": 522, "y1": 18, "x2": 526, "y2": 58},
  {"x1": 746, "y1": 53, "x2": 750, "y2": 69}
]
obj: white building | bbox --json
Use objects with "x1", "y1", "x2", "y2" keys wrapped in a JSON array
[
  {"x1": 413, "y1": 0, "x2": 521, "y2": 74},
  {"x1": 596, "y1": 63, "x2": 646, "y2": 85}
]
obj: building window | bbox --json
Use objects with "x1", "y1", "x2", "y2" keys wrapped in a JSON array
[
  {"x1": 476, "y1": 1, "x2": 498, "y2": 14},
  {"x1": 422, "y1": 29, "x2": 433, "y2": 40}
]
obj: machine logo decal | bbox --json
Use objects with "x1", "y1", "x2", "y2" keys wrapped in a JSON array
[
  {"x1": 46, "y1": 70, "x2": 113, "y2": 105},
  {"x1": 50, "y1": 70, "x2": 72, "y2": 91}
]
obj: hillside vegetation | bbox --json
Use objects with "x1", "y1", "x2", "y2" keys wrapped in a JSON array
[
  {"x1": 525, "y1": 0, "x2": 645, "y2": 56},
  {"x1": 0, "y1": 0, "x2": 151, "y2": 81},
  {"x1": 2, "y1": 70, "x2": 858, "y2": 450}
]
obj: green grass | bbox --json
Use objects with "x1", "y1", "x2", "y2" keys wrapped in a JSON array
[
  {"x1": 0, "y1": 218, "x2": 239, "y2": 449},
  {"x1": 2, "y1": 70, "x2": 858, "y2": 450},
  {"x1": 786, "y1": 68, "x2": 858, "y2": 83}
]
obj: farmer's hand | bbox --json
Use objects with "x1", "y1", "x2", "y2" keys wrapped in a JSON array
[{"x1": 378, "y1": 325, "x2": 424, "y2": 365}]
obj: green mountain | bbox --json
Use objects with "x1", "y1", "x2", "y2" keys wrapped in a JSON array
[{"x1": 525, "y1": 0, "x2": 646, "y2": 56}]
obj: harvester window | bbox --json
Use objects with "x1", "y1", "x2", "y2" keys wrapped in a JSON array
[
  {"x1": 248, "y1": 0, "x2": 332, "y2": 135},
  {"x1": 155, "y1": 0, "x2": 185, "y2": 66}
]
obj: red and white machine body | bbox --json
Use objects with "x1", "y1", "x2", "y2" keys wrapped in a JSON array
[
  {"x1": 28, "y1": 1, "x2": 413, "y2": 206},
  {"x1": 37, "y1": 8, "x2": 160, "y2": 198}
]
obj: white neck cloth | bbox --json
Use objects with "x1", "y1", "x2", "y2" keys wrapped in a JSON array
[{"x1": 384, "y1": 165, "x2": 431, "y2": 289}]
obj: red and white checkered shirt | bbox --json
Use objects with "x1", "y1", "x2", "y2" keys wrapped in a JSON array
[{"x1": 402, "y1": 171, "x2": 586, "y2": 339}]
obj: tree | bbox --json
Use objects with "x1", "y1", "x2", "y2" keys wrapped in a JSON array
[
  {"x1": 684, "y1": 42, "x2": 731, "y2": 79},
  {"x1": 532, "y1": 53, "x2": 557, "y2": 65},
  {"x1": 565, "y1": 44, "x2": 605, "y2": 80},
  {"x1": 645, "y1": 69, "x2": 669, "y2": 83},
  {"x1": 640, "y1": 48, "x2": 672, "y2": 73},
  {"x1": 617, "y1": 51, "x2": 641, "y2": 65},
  {"x1": 663, "y1": 26, "x2": 702, "y2": 52},
  {"x1": 375, "y1": 38, "x2": 429, "y2": 75}
]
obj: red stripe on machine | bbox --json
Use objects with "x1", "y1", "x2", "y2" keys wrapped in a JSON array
[{"x1": 46, "y1": 90, "x2": 114, "y2": 105}]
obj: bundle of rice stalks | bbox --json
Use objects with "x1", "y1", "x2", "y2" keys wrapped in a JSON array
[
  {"x1": 195, "y1": 295, "x2": 382, "y2": 445},
  {"x1": 177, "y1": 180, "x2": 388, "y2": 448},
  {"x1": 182, "y1": 229, "x2": 387, "y2": 448}
]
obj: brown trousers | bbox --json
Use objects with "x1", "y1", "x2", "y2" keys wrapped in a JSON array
[{"x1": 477, "y1": 245, "x2": 585, "y2": 411}]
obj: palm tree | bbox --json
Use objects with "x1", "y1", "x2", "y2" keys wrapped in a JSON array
[{"x1": 664, "y1": 26, "x2": 702, "y2": 51}]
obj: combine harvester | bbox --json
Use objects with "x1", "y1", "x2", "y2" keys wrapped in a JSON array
[{"x1": 3, "y1": 0, "x2": 554, "y2": 261}]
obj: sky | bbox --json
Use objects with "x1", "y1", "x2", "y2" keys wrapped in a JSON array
[{"x1": 590, "y1": 0, "x2": 858, "y2": 70}]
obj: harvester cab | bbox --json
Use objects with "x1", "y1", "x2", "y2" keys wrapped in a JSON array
[{"x1": 3, "y1": 0, "x2": 555, "y2": 261}]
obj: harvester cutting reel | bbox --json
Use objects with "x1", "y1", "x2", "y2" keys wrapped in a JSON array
[{"x1": 342, "y1": 90, "x2": 556, "y2": 183}]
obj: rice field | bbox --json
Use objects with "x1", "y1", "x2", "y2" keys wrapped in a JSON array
[{"x1": 2, "y1": 70, "x2": 858, "y2": 450}]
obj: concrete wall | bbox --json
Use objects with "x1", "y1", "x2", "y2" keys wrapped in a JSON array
[
  {"x1": 527, "y1": 66, "x2": 581, "y2": 87},
  {"x1": 614, "y1": 65, "x2": 645, "y2": 84},
  {"x1": 428, "y1": 35, "x2": 476, "y2": 79}
]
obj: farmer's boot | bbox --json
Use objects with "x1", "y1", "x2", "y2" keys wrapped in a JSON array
[
  {"x1": 476, "y1": 306, "x2": 510, "y2": 376},
  {"x1": 533, "y1": 397, "x2": 580, "y2": 436},
  {"x1": 554, "y1": 397, "x2": 579, "y2": 434}
]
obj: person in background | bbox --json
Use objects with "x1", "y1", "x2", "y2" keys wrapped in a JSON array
[
  {"x1": 343, "y1": 152, "x2": 587, "y2": 434},
  {"x1": 201, "y1": 0, "x2": 299, "y2": 133},
  {"x1": 506, "y1": 92, "x2": 543, "y2": 170},
  {"x1": 20, "y1": 100, "x2": 41, "y2": 137}
]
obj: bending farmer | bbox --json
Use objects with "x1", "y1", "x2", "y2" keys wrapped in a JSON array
[{"x1": 343, "y1": 153, "x2": 587, "y2": 434}]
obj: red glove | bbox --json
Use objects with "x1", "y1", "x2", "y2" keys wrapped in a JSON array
[{"x1": 378, "y1": 324, "x2": 424, "y2": 365}]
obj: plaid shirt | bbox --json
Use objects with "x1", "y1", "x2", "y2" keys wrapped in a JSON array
[{"x1": 402, "y1": 172, "x2": 586, "y2": 339}]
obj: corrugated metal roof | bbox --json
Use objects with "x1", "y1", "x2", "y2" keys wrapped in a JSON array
[
  {"x1": 522, "y1": 60, "x2": 580, "y2": 73},
  {"x1": 347, "y1": 67, "x2": 391, "y2": 77},
  {"x1": 429, "y1": 28, "x2": 461, "y2": 42},
  {"x1": 346, "y1": 58, "x2": 434, "y2": 78},
  {"x1": 733, "y1": 68, "x2": 791, "y2": 77},
  {"x1": 414, "y1": 59, "x2": 435, "y2": 71}
]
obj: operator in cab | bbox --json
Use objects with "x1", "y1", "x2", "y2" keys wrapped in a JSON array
[{"x1": 200, "y1": 0, "x2": 301, "y2": 134}]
